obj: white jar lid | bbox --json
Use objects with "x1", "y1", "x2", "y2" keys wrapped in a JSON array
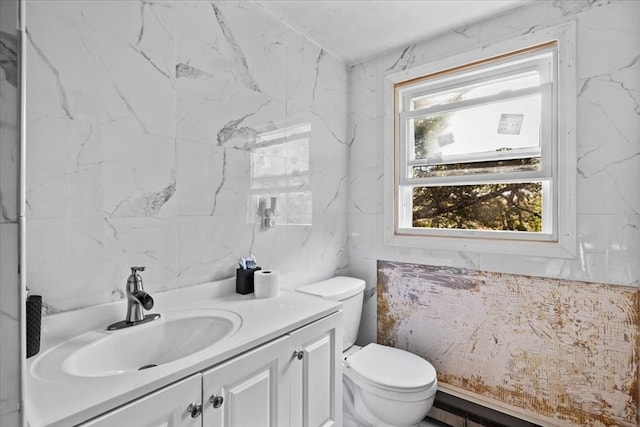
[{"x1": 346, "y1": 343, "x2": 437, "y2": 391}]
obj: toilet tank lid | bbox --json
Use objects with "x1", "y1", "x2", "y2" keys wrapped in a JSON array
[{"x1": 297, "y1": 276, "x2": 365, "y2": 301}]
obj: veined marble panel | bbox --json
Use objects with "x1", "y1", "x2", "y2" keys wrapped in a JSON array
[
  {"x1": 102, "y1": 217, "x2": 178, "y2": 294},
  {"x1": 98, "y1": 127, "x2": 175, "y2": 218},
  {"x1": 377, "y1": 260, "x2": 639, "y2": 427},
  {"x1": 475, "y1": 213, "x2": 640, "y2": 287},
  {"x1": 176, "y1": 84, "x2": 284, "y2": 148},
  {"x1": 0, "y1": 224, "x2": 20, "y2": 419},
  {"x1": 26, "y1": 218, "x2": 107, "y2": 313},
  {"x1": 26, "y1": 114, "x2": 176, "y2": 219},
  {"x1": 0, "y1": 27, "x2": 19, "y2": 224},
  {"x1": 25, "y1": 0, "x2": 348, "y2": 314},
  {"x1": 164, "y1": 139, "x2": 239, "y2": 217},
  {"x1": 286, "y1": 30, "x2": 348, "y2": 132},
  {"x1": 175, "y1": 214, "x2": 255, "y2": 287},
  {"x1": 175, "y1": 1, "x2": 287, "y2": 103},
  {"x1": 251, "y1": 213, "x2": 349, "y2": 288},
  {"x1": 0, "y1": 0, "x2": 22, "y2": 423},
  {"x1": 26, "y1": 114, "x2": 102, "y2": 218},
  {"x1": 348, "y1": 0, "x2": 640, "y2": 307},
  {"x1": 25, "y1": 0, "x2": 176, "y2": 138}
]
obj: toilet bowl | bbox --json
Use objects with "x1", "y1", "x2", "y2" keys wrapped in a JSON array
[
  {"x1": 298, "y1": 277, "x2": 438, "y2": 427},
  {"x1": 343, "y1": 343, "x2": 438, "y2": 426}
]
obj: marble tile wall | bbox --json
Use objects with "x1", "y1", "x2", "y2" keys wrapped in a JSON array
[
  {"x1": 348, "y1": 0, "x2": 640, "y2": 345},
  {"x1": 0, "y1": 0, "x2": 22, "y2": 425},
  {"x1": 24, "y1": 1, "x2": 348, "y2": 313}
]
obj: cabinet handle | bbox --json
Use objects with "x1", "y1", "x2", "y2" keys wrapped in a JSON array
[
  {"x1": 293, "y1": 350, "x2": 304, "y2": 360},
  {"x1": 209, "y1": 394, "x2": 224, "y2": 408},
  {"x1": 186, "y1": 403, "x2": 202, "y2": 418}
]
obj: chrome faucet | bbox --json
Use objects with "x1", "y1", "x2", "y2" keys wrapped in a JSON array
[
  {"x1": 107, "y1": 266, "x2": 160, "y2": 330},
  {"x1": 126, "y1": 266, "x2": 153, "y2": 322}
]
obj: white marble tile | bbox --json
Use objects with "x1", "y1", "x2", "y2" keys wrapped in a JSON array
[
  {"x1": 285, "y1": 38, "x2": 348, "y2": 165},
  {"x1": 102, "y1": 217, "x2": 178, "y2": 294},
  {"x1": 382, "y1": 246, "x2": 482, "y2": 276},
  {"x1": 0, "y1": 119, "x2": 19, "y2": 224},
  {"x1": 26, "y1": 0, "x2": 176, "y2": 138},
  {"x1": 285, "y1": 33, "x2": 324, "y2": 114},
  {"x1": 162, "y1": 140, "x2": 223, "y2": 217},
  {"x1": 0, "y1": 29, "x2": 19, "y2": 224},
  {"x1": 305, "y1": 116, "x2": 348, "y2": 215},
  {"x1": 175, "y1": 215, "x2": 254, "y2": 287},
  {"x1": 348, "y1": 257, "x2": 378, "y2": 345},
  {"x1": 26, "y1": 0, "x2": 172, "y2": 43},
  {"x1": 577, "y1": 142, "x2": 640, "y2": 215},
  {"x1": 310, "y1": 169, "x2": 347, "y2": 216},
  {"x1": 176, "y1": 87, "x2": 285, "y2": 147},
  {"x1": 285, "y1": 34, "x2": 348, "y2": 137},
  {"x1": 578, "y1": 76, "x2": 640, "y2": 154},
  {"x1": 348, "y1": 166, "x2": 382, "y2": 215},
  {"x1": 26, "y1": 218, "x2": 107, "y2": 313},
  {"x1": 25, "y1": 113, "x2": 102, "y2": 219},
  {"x1": 80, "y1": 33, "x2": 176, "y2": 138},
  {"x1": 24, "y1": 0, "x2": 350, "y2": 317},
  {"x1": 309, "y1": 53, "x2": 348, "y2": 132},
  {"x1": 576, "y1": 0, "x2": 640, "y2": 80},
  {"x1": 99, "y1": 126, "x2": 175, "y2": 218},
  {"x1": 26, "y1": 116, "x2": 176, "y2": 219},
  {"x1": 475, "y1": 214, "x2": 640, "y2": 287},
  {"x1": 0, "y1": 223, "x2": 21, "y2": 419},
  {"x1": 348, "y1": 213, "x2": 377, "y2": 261},
  {"x1": 348, "y1": 75, "x2": 382, "y2": 175},
  {"x1": 251, "y1": 213, "x2": 348, "y2": 289},
  {"x1": 0, "y1": 1, "x2": 21, "y2": 422},
  {"x1": 175, "y1": 1, "x2": 287, "y2": 103},
  {"x1": 348, "y1": 0, "x2": 640, "y2": 289},
  {"x1": 575, "y1": 214, "x2": 640, "y2": 286},
  {"x1": 214, "y1": 1, "x2": 288, "y2": 102}
]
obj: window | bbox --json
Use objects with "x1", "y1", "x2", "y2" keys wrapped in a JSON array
[{"x1": 384, "y1": 24, "x2": 576, "y2": 257}]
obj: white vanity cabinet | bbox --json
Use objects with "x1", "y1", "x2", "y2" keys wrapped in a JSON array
[
  {"x1": 200, "y1": 311, "x2": 342, "y2": 427},
  {"x1": 28, "y1": 286, "x2": 343, "y2": 427},
  {"x1": 76, "y1": 312, "x2": 341, "y2": 427},
  {"x1": 288, "y1": 312, "x2": 342, "y2": 427},
  {"x1": 80, "y1": 375, "x2": 202, "y2": 427},
  {"x1": 201, "y1": 336, "x2": 290, "y2": 427}
]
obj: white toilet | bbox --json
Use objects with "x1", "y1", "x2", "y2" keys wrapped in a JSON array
[{"x1": 298, "y1": 276, "x2": 438, "y2": 427}]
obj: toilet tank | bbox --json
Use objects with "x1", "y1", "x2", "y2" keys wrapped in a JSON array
[{"x1": 297, "y1": 276, "x2": 366, "y2": 351}]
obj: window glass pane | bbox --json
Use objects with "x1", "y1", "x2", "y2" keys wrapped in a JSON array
[
  {"x1": 412, "y1": 182, "x2": 543, "y2": 232},
  {"x1": 410, "y1": 71, "x2": 540, "y2": 110},
  {"x1": 409, "y1": 93, "x2": 541, "y2": 161},
  {"x1": 412, "y1": 158, "x2": 540, "y2": 178}
]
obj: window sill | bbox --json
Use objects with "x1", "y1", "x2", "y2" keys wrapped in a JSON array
[{"x1": 384, "y1": 230, "x2": 577, "y2": 259}]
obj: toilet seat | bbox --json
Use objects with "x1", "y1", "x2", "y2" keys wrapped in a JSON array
[{"x1": 344, "y1": 343, "x2": 437, "y2": 401}]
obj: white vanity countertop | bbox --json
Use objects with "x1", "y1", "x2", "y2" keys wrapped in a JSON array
[{"x1": 26, "y1": 278, "x2": 341, "y2": 427}]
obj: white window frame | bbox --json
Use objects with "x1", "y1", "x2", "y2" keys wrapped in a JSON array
[{"x1": 383, "y1": 22, "x2": 577, "y2": 258}]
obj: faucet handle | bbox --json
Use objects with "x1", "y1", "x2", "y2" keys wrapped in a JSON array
[{"x1": 128, "y1": 266, "x2": 146, "y2": 289}]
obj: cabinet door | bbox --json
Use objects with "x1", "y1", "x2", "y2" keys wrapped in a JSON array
[
  {"x1": 202, "y1": 336, "x2": 290, "y2": 427},
  {"x1": 289, "y1": 312, "x2": 343, "y2": 427},
  {"x1": 80, "y1": 375, "x2": 202, "y2": 427}
]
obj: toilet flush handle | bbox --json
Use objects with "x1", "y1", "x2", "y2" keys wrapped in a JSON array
[{"x1": 293, "y1": 350, "x2": 304, "y2": 360}]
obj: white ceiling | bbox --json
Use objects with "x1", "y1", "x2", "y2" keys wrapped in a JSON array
[{"x1": 254, "y1": 0, "x2": 532, "y2": 64}]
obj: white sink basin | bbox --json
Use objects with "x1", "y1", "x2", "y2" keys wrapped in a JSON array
[{"x1": 32, "y1": 309, "x2": 241, "y2": 378}]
